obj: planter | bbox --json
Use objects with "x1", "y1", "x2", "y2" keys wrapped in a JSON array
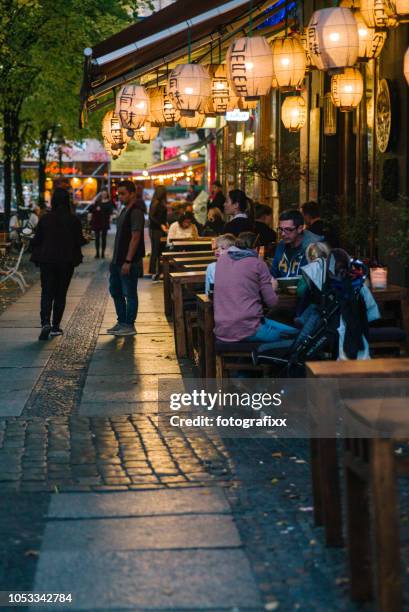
[{"x1": 370, "y1": 266, "x2": 388, "y2": 289}]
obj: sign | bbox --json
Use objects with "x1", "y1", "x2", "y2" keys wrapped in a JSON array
[
  {"x1": 111, "y1": 140, "x2": 153, "y2": 172},
  {"x1": 225, "y1": 109, "x2": 250, "y2": 122}
]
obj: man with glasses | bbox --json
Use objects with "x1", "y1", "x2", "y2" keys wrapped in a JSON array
[{"x1": 271, "y1": 209, "x2": 323, "y2": 278}]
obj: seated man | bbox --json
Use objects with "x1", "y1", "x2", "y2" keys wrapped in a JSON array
[
  {"x1": 254, "y1": 203, "x2": 277, "y2": 255},
  {"x1": 205, "y1": 233, "x2": 235, "y2": 296},
  {"x1": 271, "y1": 209, "x2": 323, "y2": 278},
  {"x1": 301, "y1": 200, "x2": 339, "y2": 248}
]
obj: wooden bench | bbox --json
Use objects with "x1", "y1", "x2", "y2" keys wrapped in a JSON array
[
  {"x1": 196, "y1": 294, "x2": 215, "y2": 378},
  {"x1": 162, "y1": 251, "x2": 214, "y2": 316},
  {"x1": 170, "y1": 271, "x2": 205, "y2": 358}
]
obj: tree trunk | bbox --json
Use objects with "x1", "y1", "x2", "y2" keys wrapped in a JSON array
[
  {"x1": 11, "y1": 112, "x2": 24, "y2": 209},
  {"x1": 38, "y1": 129, "x2": 48, "y2": 208},
  {"x1": 2, "y1": 111, "x2": 13, "y2": 232}
]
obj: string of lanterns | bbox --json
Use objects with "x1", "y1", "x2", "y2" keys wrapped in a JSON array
[{"x1": 101, "y1": 0, "x2": 409, "y2": 153}]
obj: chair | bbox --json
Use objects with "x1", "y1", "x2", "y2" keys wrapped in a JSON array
[
  {"x1": 215, "y1": 340, "x2": 267, "y2": 382},
  {"x1": 0, "y1": 242, "x2": 28, "y2": 293}
]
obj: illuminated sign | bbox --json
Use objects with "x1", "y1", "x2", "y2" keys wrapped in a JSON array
[{"x1": 225, "y1": 110, "x2": 250, "y2": 122}]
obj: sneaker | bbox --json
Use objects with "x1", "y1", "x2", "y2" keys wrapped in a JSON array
[
  {"x1": 50, "y1": 326, "x2": 63, "y2": 337},
  {"x1": 151, "y1": 273, "x2": 160, "y2": 281},
  {"x1": 106, "y1": 322, "x2": 123, "y2": 334},
  {"x1": 39, "y1": 324, "x2": 51, "y2": 341},
  {"x1": 113, "y1": 324, "x2": 137, "y2": 336},
  {"x1": 95, "y1": 253, "x2": 100, "y2": 259}
]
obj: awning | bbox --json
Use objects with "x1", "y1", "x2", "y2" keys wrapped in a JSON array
[
  {"x1": 133, "y1": 156, "x2": 204, "y2": 178},
  {"x1": 81, "y1": 0, "x2": 291, "y2": 123}
]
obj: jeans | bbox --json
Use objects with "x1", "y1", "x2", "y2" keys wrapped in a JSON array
[
  {"x1": 40, "y1": 263, "x2": 74, "y2": 327},
  {"x1": 245, "y1": 317, "x2": 297, "y2": 342},
  {"x1": 109, "y1": 260, "x2": 142, "y2": 325},
  {"x1": 94, "y1": 229, "x2": 108, "y2": 256},
  {"x1": 149, "y1": 229, "x2": 164, "y2": 274}
]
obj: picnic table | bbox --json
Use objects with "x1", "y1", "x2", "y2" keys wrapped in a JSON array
[
  {"x1": 169, "y1": 271, "x2": 205, "y2": 358},
  {"x1": 162, "y1": 252, "x2": 215, "y2": 316},
  {"x1": 196, "y1": 294, "x2": 215, "y2": 378}
]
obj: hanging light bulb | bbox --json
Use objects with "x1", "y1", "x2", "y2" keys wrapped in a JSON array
[
  {"x1": 359, "y1": 0, "x2": 398, "y2": 28},
  {"x1": 167, "y1": 64, "x2": 211, "y2": 116},
  {"x1": 115, "y1": 85, "x2": 150, "y2": 137},
  {"x1": 281, "y1": 95, "x2": 307, "y2": 131},
  {"x1": 354, "y1": 11, "x2": 387, "y2": 59},
  {"x1": 102, "y1": 110, "x2": 130, "y2": 151},
  {"x1": 271, "y1": 35, "x2": 307, "y2": 88},
  {"x1": 226, "y1": 36, "x2": 274, "y2": 99},
  {"x1": 331, "y1": 67, "x2": 364, "y2": 111},
  {"x1": 207, "y1": 64, "x2": 240, "y2": 115},
  {"x1": 307, "y1": 7, "x2": 359, "y2": 71},
  {"x1": 149, "y1": 86, "x2": 180, "y2": 125},
  {"x1": 178, "y1": 112, "x2": 206, "y2": 129}
]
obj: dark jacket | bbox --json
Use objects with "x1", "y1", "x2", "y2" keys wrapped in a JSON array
[
  {"x1": 254, "y1": 221, "x2": 277, "y2": 247},
  {"x1": 149, "y1": 199, "x2": 167, "y2": 231},
  {"x1": 223, "y1": 216, "x2": 254, "y2": 237},
  {"x1": 114, "y1": 204, "x2": 145, "y2": 265},
  {"x1": 30, "y1": 210, "x2": 86, "y2": 267},
  {"x1": 309, "y1": 219, "x2": 339, "y2": 248},
  {"x1": 90, "y1": 200, "x2": 113, "y2": 231}
]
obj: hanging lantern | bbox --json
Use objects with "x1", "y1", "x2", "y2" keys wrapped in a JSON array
[
  {"x1": 239, "y1": 98, "x2": 258, "y2": 110},
  {"x1": 207, "y1": 64, "x2": 240, "y2": 115},
  {"x1": 331, "y1": 67, "x2": 363, "y2": 111},
  {"x1": 404, "y1": 46, "x2": 409, "y2": 84},
  {"x1": 396, "y1": 0, "x2": 409, "y2": 15},
  {"x1": 149, "y1": 86, "x2": 180, "y2": 125},
  {"x1": 300, "y1": 29, "x2": 314, "y2": 69},
  {"x1": 167, "y1": 64, "x2": 211, "y2": 116},
  {"x1": 281, "y1": 95, "x2": 307, "y2": 131},
  {"x1": 178, "y1": 112, "x2": 205, "y2": 129},
  {"x1": 324, "y1": 93, "x2": 337, "y2": 135},
  {"x1": 354, "y1": 11, "x2": 387, "y2": 59},
  {"x1": 115, "y1": 85, "x2": 149, "y2": 137},
  {"x1": 102, "y1": 110, "x2": 129, "y2": 151},
  {"x1": 134, "y1": 123, "x2": 160, "y2": 142},
  {"x1": 360, "y1": 0, "x2": 398, "y2": 28},
  {"x1": 226, "y1": 36, "x2": 274, "y2": 99},
  {"x1": 307, "y1": 8, "x2": 359, "y2": 71},
  {"x1": 271, "y1": 36, "x2": 307, "y2": 88}
]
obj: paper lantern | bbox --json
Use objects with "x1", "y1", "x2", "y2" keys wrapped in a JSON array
[
  {"x1": 115, "y1": 85, "x2": 149, "y2": 136},
  {"x1": 271, "y1": 36, "x2": 307, "y2": 88},
  {"x1": 354, "y1": 11, "x2": 387, "y2": 59},
  {"x1": 331, "y1": 68, "x2": 363, "y2": 111},
  {"x1": 360, "y1": 0, "x2": 398, "y2": 27},
  {"x1": 396, "y1": 0, "x2": 409, "y2": 15},
  {"x1": 239, "y1": 98, "x2": 258, "y2": 110},
  {"x1": 307, "y1": 7, "x2": 359, "y2": 71},
  {"x1": 207, "y1": 64, "x2": 240, "y2": 115},
  {"x1": 167, "y1": 64, "x2": 211, "y2": 116},
  {"x1": 178, "y1": 112, "x2": 205, "y2": 129},
  {"x1": 281, "y1": 95, "x2": 307, "y2": 131},
  {"x1": 324, "y1": 93, "x2": 337, "y2": 135},
  {"x1": 404, "y1": 46, "x2": 409, "y2": 84},
  {"x1": 149, "y1": 86, "x2": 180, "y2": 125},
  {"x1": 134, "y1": 123, "x2": 160, "y2": 142},
  {"x1": 101, "y1": 110, "x2": 129, "y2": 151},
  {"x1": 226, "y1": 36, "x2": 274, "y2": 99}
]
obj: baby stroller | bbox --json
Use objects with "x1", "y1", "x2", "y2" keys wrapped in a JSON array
[{"x1": 253, "y1": 250, "x2": 372, "y2": 377}]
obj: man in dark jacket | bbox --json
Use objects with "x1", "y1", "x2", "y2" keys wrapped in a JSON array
[
  {"x1": 108, "y1": 180, "x2": 145, "y2": 336},
  {"x1": 301, "y1": 201, "x2": 339, "y2": 248},
  {"x1": 207, "y1": 180, "x2": 226, "y2": 212},
  {"x1": 31, "y1": 187, "x2": 86, "y2": 340}
]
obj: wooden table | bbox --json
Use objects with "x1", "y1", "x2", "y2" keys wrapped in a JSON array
[
  {"x1": 167, "y1": 240, "x2": 213, "y2": 252},
  {"x1": 371, "y1": 284, "x2": 409, "y2": 352},
  {"x1": 170, "y1": 271, "x2": 205, "y2": 358},
  {"x1": 306, "y1": 358, "x2": 409, "y2": 548},
  {"x1": 162, "y1": 251, "x2": 214, "y2": 317},
  {"x1": 196, "y1": 294, "x2": 215, "y2": 378}
]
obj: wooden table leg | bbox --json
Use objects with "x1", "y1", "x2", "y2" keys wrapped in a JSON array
[
  {"x1": 204, "y1": 305, "x2": 215, "y2": 378},
  {"x1": 163, "y1": 258, "x2": 172, "y2": 317},
  {"x1": 319, "y1": 438, "x2": 343, "y2": 547},
  {"x1": 370, "y1": 438, "x2": 402, "y2": 612},
  {"x1": 310, "y1": 439, "x2": 323, "y2": 527},
  {"x1": 172, "y1": 280, "x2": 187, "y2": 358}
]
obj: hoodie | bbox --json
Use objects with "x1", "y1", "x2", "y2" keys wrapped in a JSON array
[
  {"x1": 271, "y1": 230, "x2": 323, "y2": 278},
  {"x1": 214, "y1": 247, "x2": 278, "y2": 342}
]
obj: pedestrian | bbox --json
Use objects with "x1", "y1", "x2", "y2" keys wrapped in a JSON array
[
  {"x1": 31, "y1": 187, "x2": 86, "y2": 341},
  {"x1": 90, "y1": 187, "x2": 113, "y2": 259},
  {"x1": 148, "y1": 185, "x2": 168, "y2": 281},
  {"x1": 107, "y1": 180, "x2": 145, "y2": 336},
  {"x1": 223, "y1": 189, "x2": 254, "y2": 236},
  {"x1": 207, "y1": 180, "x2": 226, "y2": 212}
]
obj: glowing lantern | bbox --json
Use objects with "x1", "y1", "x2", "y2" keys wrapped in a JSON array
[
  {"x1": 404, "y1": 46, "x2": 409, "y2": 84},
  {"x1": 271, "y1": 36, "x2": 307, "y2": 88},
  {"x1": 281, "y1": 95, "x2": 307, "y2": 131},
  {"x1": 178, "y1": 112, "x2": 205, "y2": 129},
  {"x1": 149, "y1": 86, "x2": 180, "y2": 125},
  {"x1": 102, "y1": 110, "x2": 129, "y2": 151},
  {"x1": 115, "y1": 85, "x2": 149, "y2": 136},
  {"x1": 307, "y1": 7, "x2": 359, "y2": 71},
  {"x1": 167, "y1": 64, "x2": 211, "y2": 116},
  {"x1": 300, "y1": 29, "x2": 314, "y2": 69},
  {"x1": 134, "y1": 123, "x2": 160, "y2": 142},
  {"x1": 226, "y1": 36, "x2": 274, "y2": 99},
  {"x1": 331, "y1": 67, "x2": 363, "y2": 111},
  {"x1": 239, "y1": 98, "x2": 258, "y2": 110},
  {"x1": 359, "y1": 0, "x2": 398, "y2": 27},
  {"x1": 354, "y1": 11, "x2": 387, "y2": 59},
  {"x1": 396, "y1": 0, "x2": 409, "y2": 15},
  {"x1": 207, "y1": 64, "x2": 239, "y2": 114}
]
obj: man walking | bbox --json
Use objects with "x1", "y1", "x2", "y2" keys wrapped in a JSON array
[{"x1": 108, "y1": 180, "x2": 145, "y2": 336}]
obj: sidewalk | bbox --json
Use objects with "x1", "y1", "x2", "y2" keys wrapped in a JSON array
[{"x1": 0, "y1": 240, "x2": 376, "y2": 611}]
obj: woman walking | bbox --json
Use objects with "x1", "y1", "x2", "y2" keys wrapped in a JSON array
[
  {"x1": 90, "y1": 187, "x2": 113, "y2": 259},
  {"x1": 148, "y1": 186, "x2": 168, "y2": 281},
  {"x1": 31, "y1": 187, "x2": 86, "y2": 340}
]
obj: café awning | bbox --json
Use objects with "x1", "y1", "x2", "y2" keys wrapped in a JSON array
[{"x1": 81, "y1": 0, "x2": 291, "y2": 124}]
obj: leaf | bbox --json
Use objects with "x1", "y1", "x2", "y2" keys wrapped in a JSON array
[
  {"x1": 271, "y1": 452, "x2": 282, "y2": 458},
  {"x1": 270, "y1": 478, "x2": 279, "y2": 485}
]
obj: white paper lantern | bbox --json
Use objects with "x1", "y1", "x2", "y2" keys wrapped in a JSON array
[
  {"x1": 271, "y1": 36, "x2": 307, "y2": 88},
  {"x1": 354, "y1": 11, "x2": 387, "y2": 59},
  {"x1": 133, "y1": 122, "x2": 160, "y2": 142},
  {"x1": 404, "y1": 46, "x2": 409, "y2": 84},
  {"x1": 102, "y1": 110, "x2": 130, "y2": 151},
  {"x1": 115, "y1": 85, "x2": 149, "y2": 136},
  {"x1": 396, "y1": 0, "x2": 409, "y2": 15},
  {"x1": 300, "y1": 29, "x2": 315, "y2": 68},
  {"x1": 307, "y1": 7, "x2": 359, "y2": 71},
  {"x1": 360, "y1": 0, "x2": 398, "y2": 28},
  {"x1": 281, "y1": 95, "x2": 307, "y2": 131},
  {"x1": 331, "y1": 67, "x2": 363, "y2": 111},
  {"x1": 168, "y1": 64, "x2": 211, "y2": 116},
  {"x1": 239, "y1": 98, "x2": 258, "y2": 110},
  {"x1": 149, "y1": 86, "x2": 180, "y2": 125},
  {"x1": 207, "y1": 64, "x2": 240, "y2": 114},
  {"x1": 103, "y1": 138, "x2": 123, "y2": 159},
  {"x1": 226, "y1": 36, "x2": 274, "y2": 99},
  {"x1": 178, "y1": 112, "x2": 205, "y2": 129}
]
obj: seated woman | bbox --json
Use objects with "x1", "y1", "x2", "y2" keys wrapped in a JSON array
[
  {"x1": 202, "y1": 206, "x2": 225, "y2": 237},
  {"x1": 223, "y1": 189, "x2": 254, "y2": 236},
  {"x1": 213, "y1": 232, "x2": 297, "y2": 343},
  {"x1": 166, "y1": 211, "x2": 199, "y2": 246},
  {"x1": 205, "y1": 233, "x2": 235, "y2": 296}
]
